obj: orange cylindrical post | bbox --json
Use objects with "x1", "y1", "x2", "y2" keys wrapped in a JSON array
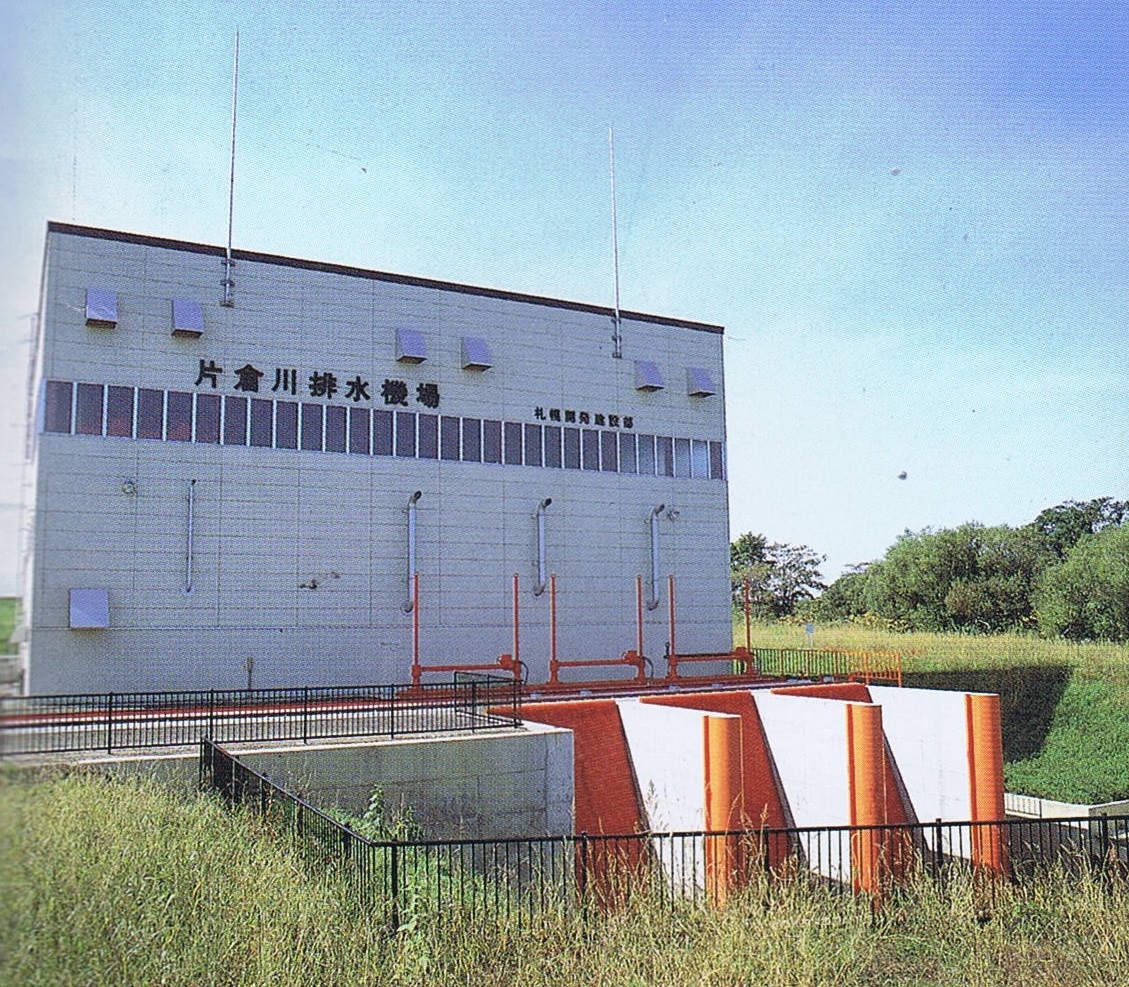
[
  {"x1": 966, "y1": 693, "x2": 1008, "y2": 876},
  {"x1": 704, "y1": 714, "x2": 745, "y2": 906},
  {"x1": 847, "y1": 703, "x2": 887, "y2": 899}
]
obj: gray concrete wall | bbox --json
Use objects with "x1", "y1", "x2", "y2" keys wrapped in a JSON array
[
  {"x1": 75, "y1": 723, "x2": 574, "y2": 840},
  {"x1": 235, "y1": 725, "x2": 573, "y2": 839}
]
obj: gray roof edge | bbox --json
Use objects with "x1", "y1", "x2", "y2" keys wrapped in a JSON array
[{"x1": 46, "y1": 221, "x2": 725, "y2": 335}]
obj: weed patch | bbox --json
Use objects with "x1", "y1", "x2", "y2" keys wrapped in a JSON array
[{"x1": 3, "y1": 771, "x2": 1129, "y2": 985}]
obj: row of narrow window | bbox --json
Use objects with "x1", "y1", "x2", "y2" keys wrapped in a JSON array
[{"x1": 42, "y1": 380, "x2": 725, "y2": 480}]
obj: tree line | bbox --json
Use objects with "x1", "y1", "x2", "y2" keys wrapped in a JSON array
[{"x1": 731, "y1": 497, "x2": 1129, "y2": 642}]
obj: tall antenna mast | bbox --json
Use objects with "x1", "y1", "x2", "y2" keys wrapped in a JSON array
[
  {"x1": 221, "y1": 30, "x2": 239, "y2": 308},
  {"x1": 609, "y1": 126, "x2": 623, "y2": 359}
]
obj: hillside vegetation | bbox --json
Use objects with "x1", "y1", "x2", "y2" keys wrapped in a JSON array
[
  {"x1": 734, "y1": 498, "x2": 1129, "y2": 641},
  {"x1": 2, "y1": 771, "x2": 1128, "y2": 987},
  {"x1": 737, "y1": 622, "x2": 1129, "y2": 804}
]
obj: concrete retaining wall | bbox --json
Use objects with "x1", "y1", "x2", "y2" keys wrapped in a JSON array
[{"x1": 236, "y1": 725, "x2": 573, "y2": 839}]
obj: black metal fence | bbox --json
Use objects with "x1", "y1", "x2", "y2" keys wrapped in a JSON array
[
  {"x1": 0, "y1": 673, "x2": 521, "y2": 756},
  {"x1": 200, "y1": 740, "x2": 1129, "y2": 933}
]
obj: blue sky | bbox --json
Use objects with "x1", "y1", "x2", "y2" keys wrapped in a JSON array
[{"x1": 2, "y1": 1, "x2": 1126, "y2": 595}]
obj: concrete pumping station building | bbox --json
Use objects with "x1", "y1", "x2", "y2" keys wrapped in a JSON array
[
  {"x1": 14, "y1": 223, "x2": 1015, "y2": 896},
  {"x1": 20, "y1": 222, "x2": 730, "y2": 695}
]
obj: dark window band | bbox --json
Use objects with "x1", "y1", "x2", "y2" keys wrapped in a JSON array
[{"x1": 41, "y1": 380, "x2": 725, "y2": 479}]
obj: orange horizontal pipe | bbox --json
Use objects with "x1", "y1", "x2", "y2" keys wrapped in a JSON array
[{"x1": 667, "y1": 651, "x2": 740, "y2": 664}]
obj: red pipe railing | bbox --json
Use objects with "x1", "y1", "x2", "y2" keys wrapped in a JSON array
[
  {"x1": 410, "y1": 572, "x2": 522, "y2": 686},
  {"x1": 546, "y1": 573, "x2": 648, "y2": 686}
]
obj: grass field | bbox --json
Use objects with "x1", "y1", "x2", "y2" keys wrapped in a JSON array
[
  {"x1": 736, "y1": 621, "x2": 1129, "y2": 804},
  {"x1": 2, "y1": 770, "x2": 1127, "y2": 987}
]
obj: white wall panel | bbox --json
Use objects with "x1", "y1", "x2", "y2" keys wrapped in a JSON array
[
  {"x1": 753, "y1": 691, "x2": 856, "y2": 882},
  {"x1": 870, "y1": 685, "x2": 973, "y2": 832},
  {"x1": 618, "y1": 698, "x2": 714, "y2": 893}
]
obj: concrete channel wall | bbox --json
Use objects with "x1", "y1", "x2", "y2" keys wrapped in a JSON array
[
  {"x1": 236, "y1": 724, "x2": 573, "y2": 838},
  {"x1": 89, "y1": 722, "x2": 574, "y2": 840}
]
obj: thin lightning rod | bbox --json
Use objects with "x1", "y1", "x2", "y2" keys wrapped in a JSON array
[
  {"x1": 221, "y1": 30, "x2": 239, "y2": 307},
  {"x1": 609, "y1": 126, "x2": 623, "y2": 359}
]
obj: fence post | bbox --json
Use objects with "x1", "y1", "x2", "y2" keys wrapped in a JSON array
[
  {"x1": 471, "y1": 679, "x2": 479, "y2": 733},
  {"x1": 105, "y1": 692, "x2": 114, "y2": 754},
  {"x1": 208, "y1": 690, "x2": 215, "y2": 743},
  {"x1": 390, "y1": 842, "x2": 401, "y2": 933},
  {"x1": 302, "y1": 686, "x2": 309, "y2": 745},
  {"x1": 578, "y1": 831, "x2": 589, "y2": 905},
  {"x1": 933, "y1": 818, "x2": 944, "y2": 883}
]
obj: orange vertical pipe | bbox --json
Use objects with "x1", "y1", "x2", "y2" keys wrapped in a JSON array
[
  {"x1": 636, "y1": 574, "x2": 644, "y2": 659},
  {"x1": 846, "y1": 703, "x2": 887, "y2": 898},
  {"x1": 549, "y1": 573, "x2": 559, "y2": 684},
  {"x1": 743, "y1": 575, "x2": 751, "y2": 653},
  {"x1": 411, "y1": 570, "x2": 420, "y2": 687},
  {"x1": 704, "y1": 714, "x2": 744, "y2": 905},
  {"x1": 512, "y1": 572, "x2": 520, "y2": 673},
  {"x1": 966, "y1": 693, "x2": 1008, "y2": 876}
]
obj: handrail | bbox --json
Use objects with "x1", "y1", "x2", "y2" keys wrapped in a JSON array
[{"x1": 1, "y1": 676, "x2": 522, "y2": 756}]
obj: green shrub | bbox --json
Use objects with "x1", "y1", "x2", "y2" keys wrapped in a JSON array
[{"x1": 1036, "y1": 525, "x2": 1129, "y2": 643}]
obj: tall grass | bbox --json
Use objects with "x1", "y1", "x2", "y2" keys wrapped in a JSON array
[
  {"x1": 3, "y1": 770, "x2": 1128, "y2": 986},
  {"x1": 735, "y1": 620, "x2": 1129, "y2": 803},
  {"x1": 0, "y1": 769, "x2": 386, "y2": 986}
]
